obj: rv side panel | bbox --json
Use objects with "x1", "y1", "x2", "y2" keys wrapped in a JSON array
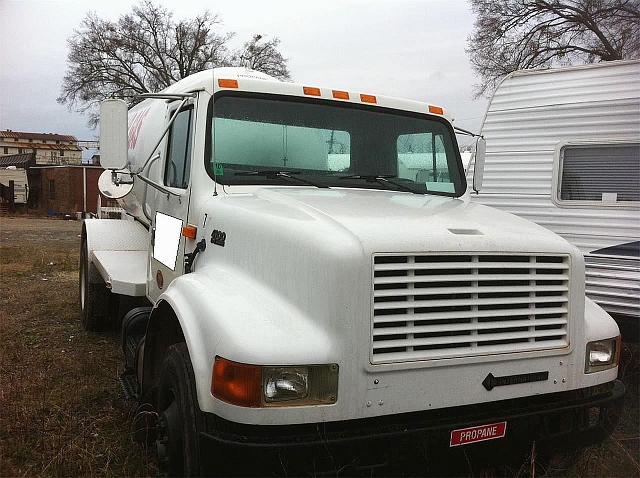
[{"x1": 469, "y1": 61, "x2": 640, "y2": 318}]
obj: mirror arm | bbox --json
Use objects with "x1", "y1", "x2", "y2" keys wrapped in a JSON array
[
  {"x1": 454, "y1": 126, "x2": 482, "y2": 138},
  {"x1": 135, "y1": 173, "x2": 181, "y2": 198},
  {"x1": 134, "y1": 92, "x2": 197, "y2": 102},
  {"x1": 135, "y1": 97, "x2": 189, "y2": 174}
]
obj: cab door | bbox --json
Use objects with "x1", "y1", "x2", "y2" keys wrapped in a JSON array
[{"x1": 147, "y1": 100, "x2": 196, "y2": 302}]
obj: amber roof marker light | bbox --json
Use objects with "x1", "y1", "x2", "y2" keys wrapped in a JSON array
[
  {"x1": 360, "y1": 94, "x2": 377, "y2": 104},
  {"x1": 332, "y1": 90, "x2": 350, "y2": 100},
  {"x1": 428, "y1": 105, "x2": 444, "y2": 115},
  {"x1": 303, "y1": 86, "x2": 322, "y2": 96},
  {"x1": 218, "y1": 79, "x2": 239, "y2": 88}
]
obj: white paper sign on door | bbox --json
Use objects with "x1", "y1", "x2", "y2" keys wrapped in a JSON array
[{"x1": 153, "y1": 212, "x2": 182, "y2": 271}]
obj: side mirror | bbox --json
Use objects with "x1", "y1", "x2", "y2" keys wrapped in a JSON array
[
  {"x1": 97, "y1": 170, "x2": 133, "y2": 199},
  {"x1": 99, "y1": 99, "x2": 128, "y2": 170},
  {"x1": 472, "y1": 136, "x2": 486, "y2": 193}
]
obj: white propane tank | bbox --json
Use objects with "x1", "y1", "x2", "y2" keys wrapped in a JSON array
[{"x1": 114, "y1": 97, "x2": 167, "y2": 224}]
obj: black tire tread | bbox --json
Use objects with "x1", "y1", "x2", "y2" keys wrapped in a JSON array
[
  {"x1": 158, "y1": 342, "x2": 206, "y2": 477},
  {"x1": 79, "y1": 236, "x2": 111, "y2": 332}
]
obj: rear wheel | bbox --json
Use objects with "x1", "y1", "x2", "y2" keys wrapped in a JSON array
[
  {"x1": 156, "y1": 343, "x2": 206, "y2": 477},
  {"x1": 79, "y1": 235, "x2": 111, "y2": 331}
]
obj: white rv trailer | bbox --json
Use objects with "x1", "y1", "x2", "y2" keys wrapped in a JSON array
[
  {"x1": 0, "y1": 166, "x2": 29, "y2": 204},
  {"x1": 468, "y1": 60, "x2": 640, "y2": 320},
  {"x1": 84, "y1": 67, "x2": 623, "y2": 475}
]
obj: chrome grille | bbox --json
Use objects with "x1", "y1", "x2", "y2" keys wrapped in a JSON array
[{"x1": 371, "y1": 254, "x2": 570, "y2": 363}]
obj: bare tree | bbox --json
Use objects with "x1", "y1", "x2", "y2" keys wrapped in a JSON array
[
  {"x1": 58, "y1": 1, "x2": 290, "y2": 126},
  {"x1": 232, "y1": 34, "x2": 291, "y2": 80},
  {"x1": 467, "y1": 0, "x2": 640, "y2": 96}
]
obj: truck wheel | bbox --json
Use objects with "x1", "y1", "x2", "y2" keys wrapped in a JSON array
[
  {"x1": 79, "y1": 236, "x2": 110, "y2": 331},
  {"x1": 156, "y1": 343, "x2": 205, "y2": 477}
]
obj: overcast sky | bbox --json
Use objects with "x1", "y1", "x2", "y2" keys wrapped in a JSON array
[{"x1": 0, "y1": 0, "x2": 488, "y2": 142}]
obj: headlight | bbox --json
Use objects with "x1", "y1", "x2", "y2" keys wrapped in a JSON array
[
  {"x1": 212, "y1": 357, "x2": 339, "y2": 407},
  {"x1": 585, "y1": 336, "x2": 621, "y2": 373},
  {"x1": 264, "y1": 366, "x2": 309, "y2": 402}
]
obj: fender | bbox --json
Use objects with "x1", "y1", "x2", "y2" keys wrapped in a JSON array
[
  {"x1": 83, "y1": 218, "x2": 148, "y2": 283},
  {"x1": 584, "y1": 297, "x2": 620, "y2": 343},
  {"x1": 147, "y1": 262, "x2": 335, "y2": 417}
]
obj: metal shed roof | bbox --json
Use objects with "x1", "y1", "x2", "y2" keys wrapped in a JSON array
[{"x1": 0, "y1": 152, "x2": 36, "y2": 168}]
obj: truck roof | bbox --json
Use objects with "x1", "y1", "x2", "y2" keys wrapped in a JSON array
[{"x1": 159, "y1": 67, "x2": 453, "y2": 122}]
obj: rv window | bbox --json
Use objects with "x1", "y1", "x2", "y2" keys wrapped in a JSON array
[
  {"x1": 559, "y1": 144, "x2": 640, "y2": 203},
  {"x1": 164, "y1": 107, "x2": 193, "y2": 189}
]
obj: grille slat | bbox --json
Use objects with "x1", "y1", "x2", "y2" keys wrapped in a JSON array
[
  {"x1": 374, "y1": 284, "x2": 568, "y2": 298},
  {"x1": 374, "y1": 261, "x2": 569, "y2": 271},
  {"x1": 373, "y1": 329, "x2": 567, "y2": 349},
  {"x1": 375, "y1": 340, "x2": 569, "y2": 362},
  {"x1": 371, "y1": 254, "x2": 570, "y2": 363},
  {"x1": 374, "y1": 295, "x2": 568, "y2": 310},
  {"x1": 374, "y1": 273, "x2": 569, "y2": 284},
  {"x1": 371, "y1": 306, "x2": 568, "y2": 323},
  {"x1": 373, "y1": 317, "x2": 568, "y2": 336}
]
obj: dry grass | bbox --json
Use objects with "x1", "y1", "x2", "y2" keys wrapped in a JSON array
[
  {"x1": 0, "y1": 216, "x2": 638, "y2": 477},
  {"x1": 0, "y1": 217, "x2": 155, "y2": 477}
]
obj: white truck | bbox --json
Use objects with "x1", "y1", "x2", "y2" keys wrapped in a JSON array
[
  {"x1": 82, "y1": 67, "x2": 623, "y2": 475},
  {"x1": 0, "y1": 166, "x2": 29, "y2": 204}
]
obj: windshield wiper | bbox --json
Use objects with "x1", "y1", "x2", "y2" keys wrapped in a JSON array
[
  {"x1": 234, "y1": 170, "x2": 329, "y2": 189},
  {"x1": 337, "y1": 174, "x2": 419, "y2": 194}
]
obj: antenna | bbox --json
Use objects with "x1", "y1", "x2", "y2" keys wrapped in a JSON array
[{"x1": 211, "y1": 48, "x2": 218, "y2": 197}]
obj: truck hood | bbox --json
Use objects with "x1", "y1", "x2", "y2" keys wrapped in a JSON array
[
  {"x1": 185, "y1": 186, "x2": 584, "y2": 395},
  {"x1": 211, "y1": 186, "x2": 573, "y2": 255}
]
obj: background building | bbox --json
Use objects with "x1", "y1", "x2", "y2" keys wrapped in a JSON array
[
  {"x1": 33, "y1": 165, "x2": 104, "y2": 215},
  {"x1": 0, "y1": 129, "x2": 82, "y2": 165}
]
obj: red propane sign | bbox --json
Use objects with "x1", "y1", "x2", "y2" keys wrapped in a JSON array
[{"x1": 449, "y1": 421, "x2": 507, "y2": 447}]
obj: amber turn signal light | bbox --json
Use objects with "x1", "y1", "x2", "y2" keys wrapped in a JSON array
[
  {"x1": 181, "y1": 225, "x2": 197, "y2": 239},
  {"x1": 212, "y1": 356, "x2": 262, "y2": 407}
]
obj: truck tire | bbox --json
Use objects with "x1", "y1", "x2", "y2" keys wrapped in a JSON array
[
  {"x1": 156, "y1": 343, "x2": 206, "y2": 477},
  {"x1": 79, "y1": 236, "x2": 111, "y2": 331}
]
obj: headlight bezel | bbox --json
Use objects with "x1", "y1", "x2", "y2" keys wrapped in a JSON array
[
  {"x1": 585, "y1": 336, "x2": 621, "y2": 374},
  {"x1": 212, "y1": 356, "x2": 339, "y2": 408}
]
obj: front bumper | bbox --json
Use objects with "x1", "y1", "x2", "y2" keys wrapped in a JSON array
[
  {"x1": 202, "y1": 380, "x2": 623, "y2": 448},
  {"x1": 200, "y1": 380, "x2": 624, "y2": 471}
]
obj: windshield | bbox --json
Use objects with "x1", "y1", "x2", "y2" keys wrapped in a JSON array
[{"x1": 208, "y1": 93, "x2": 466, "y2": 196}]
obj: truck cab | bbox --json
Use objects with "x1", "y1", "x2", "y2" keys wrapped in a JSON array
[{"x1": 80, "y1": 67, "x2": 623, "y2": 475}]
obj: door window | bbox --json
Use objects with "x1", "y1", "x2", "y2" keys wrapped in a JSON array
[{"x1": 164, "y1": 108, "x2": 193, "y2": 189}]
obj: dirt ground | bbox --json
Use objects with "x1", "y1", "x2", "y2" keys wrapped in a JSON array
[{"x1": 0, "y1": 216, "x2": 638, "y2": 477}]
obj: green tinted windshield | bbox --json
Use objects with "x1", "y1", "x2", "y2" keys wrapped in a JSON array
[{"x1": 208, "y1": 94, "x2": 465, "y2": 196}]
